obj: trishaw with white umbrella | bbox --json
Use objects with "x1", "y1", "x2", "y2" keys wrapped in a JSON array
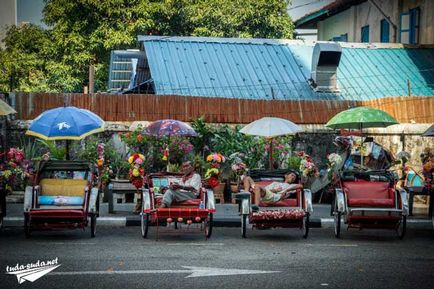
[{"x1": 236, "y1": 117, "x2": 313, "y2": 238}]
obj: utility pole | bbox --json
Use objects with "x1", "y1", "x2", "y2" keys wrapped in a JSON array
[{"x1": 89, "y1": 64, "x2": 95, "y2": 94}]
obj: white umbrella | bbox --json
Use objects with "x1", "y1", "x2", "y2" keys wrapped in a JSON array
[{"x1": 240, "y1": 117, "x2": 303, "y2": 169}]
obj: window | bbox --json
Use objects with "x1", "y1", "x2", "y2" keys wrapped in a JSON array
[
  {"x1": 331, "y1": 33, "x2": 348, "y2": 42},
  {"x1": 361, "y1": 25, "x2": 369, "y2": 42},
  {"x1": 380, "y1": 19, "x2": 390, "y2": 43},
  {"x1": 400, "y1": 7, "x2": 420, "y2": 44}
]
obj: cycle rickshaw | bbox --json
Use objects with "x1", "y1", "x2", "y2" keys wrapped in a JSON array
[
  {"x1": 23, "y1": 160, "x2": 100, "y2": 238},
  {"x1": 140, "y1": 172, "x2": 216, "y2": 240},
  {"x1": 235, "y1": 169, "x2": 313, "y2": 238}
]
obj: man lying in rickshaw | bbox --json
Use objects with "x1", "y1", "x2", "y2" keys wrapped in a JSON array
[
  {"x1": 242, "y1": 171, "x2": 303, "y2": 208},
  {"x1": 158, "y1": 160, "x2": 202, "y2": 208}
]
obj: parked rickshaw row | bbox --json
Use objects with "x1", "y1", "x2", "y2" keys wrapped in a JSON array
[{"x1": 21, "y1": 160, "x2": 409, "y2": 240}]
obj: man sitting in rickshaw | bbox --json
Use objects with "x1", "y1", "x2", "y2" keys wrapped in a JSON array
[
  {"x1": 158, "y1": 160, "x2": 202, "y2": 208},
  {"x1": 242, "y1": 171, "x2": 303, "y2": 206}
]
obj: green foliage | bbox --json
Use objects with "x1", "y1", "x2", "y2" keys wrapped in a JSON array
[
  {"x1": 190, "y1": 117, "x2": 215, "y2": 157},
  {"x1": 0, "y1": 0, "x2": 294, "y2": 93},
  {"x1": 287, "y1": 155, "x2": 301, "y2": 170},
  {"x1": 36, "y1": 139, "x2": 66, "y2": 160}
]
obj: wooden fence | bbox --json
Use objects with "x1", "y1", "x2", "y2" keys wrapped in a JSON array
[{"x1": 11, "y1": 92, "x2": 434, "y2": 124}]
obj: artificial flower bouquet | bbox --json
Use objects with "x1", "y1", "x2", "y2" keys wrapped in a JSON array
[
  {"x1": 0, "y1": 148, "x2": 30, "y2": 192},
  {"x1": 326, "y1": 153, "x2": 342, "y2": 181},
  {"x1": 204, "y1": 153, "x2": 226, "y2": 188},
  {"x1": 128, "y1": 153, "x2": 145, "y2": 189},
  {"x1": 296, "y1": 151, "x2": 320, "y2": 179}
]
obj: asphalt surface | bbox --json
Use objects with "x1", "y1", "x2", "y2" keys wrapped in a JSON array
[{"x1": 1, "y1": 226, "x2": 433, "y2": 289}]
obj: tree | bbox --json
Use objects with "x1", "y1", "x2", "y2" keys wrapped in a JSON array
[{"x1": 0, "y1": 0, "x2": 294, "y2": 93}]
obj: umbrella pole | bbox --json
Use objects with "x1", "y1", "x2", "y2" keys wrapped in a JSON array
[
  {"x1": 66, "y1": 140, "x2": 70, "y2": 160},
  {"x1": 269, "y1": 138, "x2": 273, "y2": 170},
  {"x1": 360, "y1": 124, "x2": 363, "y2": 169}
]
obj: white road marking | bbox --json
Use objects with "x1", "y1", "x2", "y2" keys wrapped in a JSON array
[
  {"x1": 166, "y1": 243, "x2": 225, "y2": 246},
  {"x1": 306, "y1": 244, "x2": 358, "y2": 247},
  {"x1": 49, "y1": 266, "x2": 280, "y2": 278}
]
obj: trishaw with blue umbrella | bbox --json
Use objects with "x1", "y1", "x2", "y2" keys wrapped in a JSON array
[{"x1": 23, "y1": 106, "x2": 104, "y2": 238}]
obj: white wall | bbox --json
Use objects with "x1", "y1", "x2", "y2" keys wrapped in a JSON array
[
  {"x1": 0, "y1": 0, "x2": 17, "y2": 48},
  {"x1": 318, "y1": 7, "x2": 354, "y2": 41}
]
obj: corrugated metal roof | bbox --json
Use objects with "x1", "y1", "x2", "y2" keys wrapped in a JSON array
[
  {"x1": 136, "y1": 36, "x2": 434, "y2": 101},
  {"x1": 108, "y1": 50, "x2": 146, "y2": 93}
]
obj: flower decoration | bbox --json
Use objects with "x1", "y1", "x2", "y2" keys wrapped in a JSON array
[
  {"x1": 252, "y1": 209, "x2": 305, "y2": 221},
  {"x1": 231, "y1": 158, "x2": 246, "y2": 183},
  {"x1": 204, "y1": 167, "x2": 220, "y2": 188},
  {"x1": 0, "y1": 148, "x2": 31, "y2": 192},
  {"x1": 97, "y1": 143, "x2": 105, "y2": 168},
  {"x1": 326, "y1": 153, "x2": 342, "y2": 181},
  {"x1": 296, "y1": 151, "x2": 319, "y2": 179},
  {"x1": 206, "y1": 153, "x2": 226, "y2": 164},
  {"x1": 127, "y1": 153, "x2": 146, "y2": 189}
]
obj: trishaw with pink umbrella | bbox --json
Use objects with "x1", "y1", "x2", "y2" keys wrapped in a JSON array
[{"x1": 140, "y1": 119, "x2": 216, "y2": 239}]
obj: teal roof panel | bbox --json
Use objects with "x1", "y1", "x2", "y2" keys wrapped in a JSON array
[{"x1": 138, "y1": 37, "x2": 434, "y2": 101}]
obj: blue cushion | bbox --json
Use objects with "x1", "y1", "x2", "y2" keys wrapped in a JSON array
[{"x1": 38, "y1": 196, "x2": 84, "y2": 206}]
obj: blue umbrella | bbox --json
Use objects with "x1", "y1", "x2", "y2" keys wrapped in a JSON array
[{"x1": 26, "y1": 106, "x2": 105, "y2": 140}]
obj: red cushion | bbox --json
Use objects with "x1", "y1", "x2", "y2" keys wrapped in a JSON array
[
  {"x1": 29, "y1": 209, "x2": 85, "y2": 218},
  {"x1": 343, "y1": 180, "x2": 395, "y2": 207},
  {"x1": 259, "y1": 198, "x2": 298, "y2": 207},
  {"x1": 172, "y1": 199, "x2": 201, "y2": 207},
  {"x1": 348, "y1": 198, "x2": 395, "y2": 207}
]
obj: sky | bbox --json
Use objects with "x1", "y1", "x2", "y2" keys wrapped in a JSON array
[
  {"x1": 17, "y1": 0, "x2": 45, "y2": 27},
  {"x1": 287, "y1": 0, "x2": 334, "y2": 21}
]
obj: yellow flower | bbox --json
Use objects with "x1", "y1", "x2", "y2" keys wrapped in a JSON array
[
  {"x1": 132, "y1": 168, "x2": 140, "y2": 177},
  {"x1": 3, "y1": 170, "x2": 12, "y2": 179},
  {"x1": 128, "y1": 156, "x2": 134, "y2": 164},
  {"x1": 206, "y1": 155, "x2": 213, "y2": 162}
]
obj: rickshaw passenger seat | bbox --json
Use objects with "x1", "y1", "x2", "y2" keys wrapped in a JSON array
[{"x1": 39, "y1": 179, "x2": 87, "y2": 197}]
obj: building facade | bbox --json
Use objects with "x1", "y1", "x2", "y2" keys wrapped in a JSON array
[{"x1": 296, "y1": 0, "x2": 434, "y2": 44}]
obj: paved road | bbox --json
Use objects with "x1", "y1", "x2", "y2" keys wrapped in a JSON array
[{"x1": 1, "y1": 226, "x2": 433, "y2": 289}]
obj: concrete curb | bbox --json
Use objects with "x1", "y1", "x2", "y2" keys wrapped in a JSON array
[{"x1": 3, "y1": 216, "x2": 433, "y2": 230}]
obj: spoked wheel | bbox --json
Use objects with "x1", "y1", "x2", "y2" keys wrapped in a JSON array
[
  {"x1": 334, "y1": 211, "x2": 342, "y2": 238},
  {"x1": 205, "y1": 213, "x2": 213, "y2": 239},
  {"x1": 24, "y1": 214, "x2": 31, "y2": 238},
  {"x1": 141, "y1": 213, "x2": 150, "y2": 238},
  {"x1": 90, "y1": 214, "x2": 96, "y2": 238},
  {"x1": 241, "y1": 214, "x2": 247, "y2": 238},
  {"x1": 302, "y1": 212, "x2": 310, "y2": 238},
  {"x1": 397, "y1": 215, "x2": 406, "y2": 239}
]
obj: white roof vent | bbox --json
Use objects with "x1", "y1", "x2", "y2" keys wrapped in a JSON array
[{"x1": 310, "y1": 42, "x2": 342, "y2": 93}]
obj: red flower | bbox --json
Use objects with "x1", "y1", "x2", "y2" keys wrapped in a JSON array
[
  {"x1": 137, "y1": 134, "x2": 143, "y2": 142},
  {"x1": 208, "y1": 176, "x2": 220, "y2": 188},
  {"x1": 132, "y1": 178, "x2": 144, "y2": 189},
  {"x1": 125, "y1": 132, "x2": 130, "y2": 138}
]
